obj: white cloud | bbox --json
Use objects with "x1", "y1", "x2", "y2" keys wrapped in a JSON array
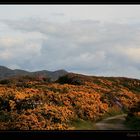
[
  {"x1": 0, "y1": 33, "x2": 43, "y2": 71},
  {"x1": 0, "y1": 37, "x2": 24, "y2": 48},
  {"x1": 0, "y1": 51, "x2": 13, "y2": 60},
  {"x1": 122, "y1": 47, "x2": 140, "y2": 62}
]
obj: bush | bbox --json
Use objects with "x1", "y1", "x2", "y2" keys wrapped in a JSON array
[
  {"x1": 16, "y1": 99, "x2": 38, "y2": 110},
  {"x1": 0, "y1": 98, "x2": 11, "y2": 111},
  {"x1": 57, "y1": 75, "x2": 85, "y2": 85},
  {"x1": 0, "y1": 111, "x2": 11, "y2": 122},
  {"x1": 0, "y1": 79, "x2": 11, "y2": 85},
  {"x1": 125, "y1": 102, "x2": 140, "y2": 130},
  {"x1": 125, "y1": 115, "x2": 140, "y2": 130}
]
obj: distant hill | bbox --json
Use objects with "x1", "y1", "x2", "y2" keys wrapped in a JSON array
[
  {"x1": 0, "y1": 66, "x2": 68, "y2": 81},
  {"x1": 1, "y1": 65, "x2": 140, "y2": 92}
]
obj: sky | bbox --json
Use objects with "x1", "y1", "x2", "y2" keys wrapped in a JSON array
[{"x1": 0, "y1": 5, "x2": 140, "y2": 79}]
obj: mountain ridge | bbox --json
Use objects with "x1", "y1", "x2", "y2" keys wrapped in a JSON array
[
  {"x1": 0, "y1": 65, "x2": 68, "y2": 81},
  {"x1": 0, "y1": 65, "x2": 140, "y2": 81}
]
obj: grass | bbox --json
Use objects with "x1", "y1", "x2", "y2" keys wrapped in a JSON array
[
  {"x1": 70, "y1": 118, "x2": 96, "y2": 130},
  {"x1": 125, "y1": 115, "x2": 140, "y2": 130},
  {"x1": 131, "y1": 89, "x2": 140, "y2": 95},
  {"x1": 97, "y1": 107, "x2": 125, "y2": 122}
]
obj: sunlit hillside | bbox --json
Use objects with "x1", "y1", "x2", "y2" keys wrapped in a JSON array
[{"x1": 0, "y1": 73, "x2": 140, "y2": 130}]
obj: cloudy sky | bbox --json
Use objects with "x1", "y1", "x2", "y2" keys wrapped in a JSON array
[{"x1": 0, "y1": 5, "x2": 140, "y2": 79}]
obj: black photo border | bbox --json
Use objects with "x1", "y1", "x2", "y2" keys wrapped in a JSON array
[{"x1": 0, "y1": 1, "x2": 140, "y2": 140}]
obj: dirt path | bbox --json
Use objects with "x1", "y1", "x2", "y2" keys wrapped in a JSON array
[{"x1": 95, "y1": 114, "x2": 131, "y2": 130}]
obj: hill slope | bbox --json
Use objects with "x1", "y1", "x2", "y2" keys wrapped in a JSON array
[
  {"x1": 0, "y1": 66, "x2": 68, "y2": 81},
  {"x1": 0, "y1": 67, "x2": 139, "y2": 130}
]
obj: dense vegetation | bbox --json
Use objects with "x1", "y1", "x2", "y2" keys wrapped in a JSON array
[
  {"x1": 0, "y1": 73, "x2": 139, "y2": 130},
  {"x1": 125, "y1": 101, "x2": 140, "y2": 130}
]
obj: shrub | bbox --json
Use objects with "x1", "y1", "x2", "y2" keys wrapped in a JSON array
[
  {"x1": 0, "y1": 79, "x2": 11, "y2": 85},
  {"x1": 57, "y1": 75, "x2": 85, "y2": 85},
  {"x1": 0, "y1": 111, "x2": 12, "y2": 122}
]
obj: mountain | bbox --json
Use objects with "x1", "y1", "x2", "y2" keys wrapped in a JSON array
[
  {"x1": 0, "y1": 66, "x2": 68, "y2": 81},
  {"x1": 0, "y1": 66, "x2": 27, "y2": 79},
  {"x1": 32, "y1": 69, "x2": 68, "y2": 81}
]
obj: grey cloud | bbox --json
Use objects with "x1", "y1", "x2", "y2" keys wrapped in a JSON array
[{"x1": 1, "y1": 18, "x2": 140, "y2": 79}]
